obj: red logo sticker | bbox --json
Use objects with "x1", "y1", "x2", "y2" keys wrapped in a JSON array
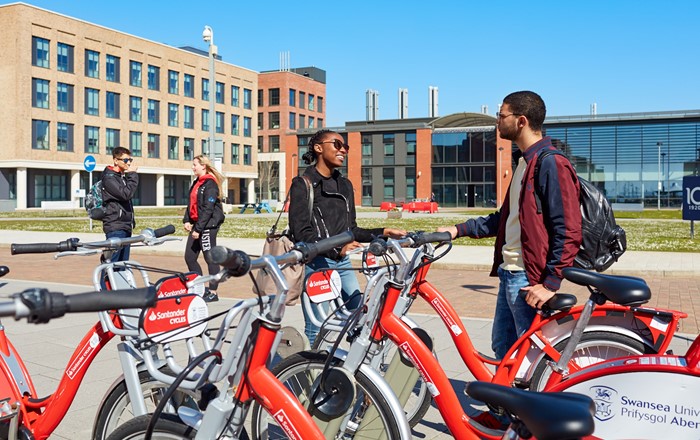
[
  {"x1": 365, "y1": 253, "x2": 379, "y2": 268},
  {"x1": 156, "y1": 272, "x2": 202, "y2": 299},
  {"x1": 142, "y1": 295, "x2": 208, "y2": 343},
  {"x1": 305, "y1": 270, "x2": 341, "y2": 303}
]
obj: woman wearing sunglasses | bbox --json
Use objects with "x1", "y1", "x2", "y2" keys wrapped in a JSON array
[
  {"x1": 289, "y1": 129, "x2": 406, "y2": 345},
  {"x1": 101, "y1": 146, "x2": 139, "y2": 263}
]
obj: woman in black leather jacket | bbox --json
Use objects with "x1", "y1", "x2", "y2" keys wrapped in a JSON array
[
  {"x1": 183, "y1": 155, "x2": 225, "y2": 302},
  {"x1": 289, "y1": 129, "x2": 405, "y2": 344}
]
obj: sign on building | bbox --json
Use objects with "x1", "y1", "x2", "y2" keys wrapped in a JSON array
[{"x1": 682, "y1": 176, "x2": 700, "y2": 221}]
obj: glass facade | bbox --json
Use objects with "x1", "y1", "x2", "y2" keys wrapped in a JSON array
[
  {"x1": 431, "y1": 129, "x2": 497, "y2": 208},
  {"x1": 544, "y1": 116, "x2": 700, "y2": 207}
]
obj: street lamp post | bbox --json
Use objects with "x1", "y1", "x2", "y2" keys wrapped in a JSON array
[
  {"x1": 202, "y1": 26, "x2": 216, "y2": 164},
  {"x1": 657, "y1": 141, "x2": 663, "y2": 210}
]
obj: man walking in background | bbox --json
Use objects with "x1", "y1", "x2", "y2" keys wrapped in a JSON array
[{"x1": 102, "y1": 146, "x2": 139, "y2": 263}]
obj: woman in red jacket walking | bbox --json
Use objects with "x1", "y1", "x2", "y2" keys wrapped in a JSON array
[{"x1": 183, "y1": 155, "x2": 226, "y2": 302}]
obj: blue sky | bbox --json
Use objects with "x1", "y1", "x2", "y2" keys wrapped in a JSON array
[{"x1": 17, "y1": 0, "x2": 700, "y2": 126}]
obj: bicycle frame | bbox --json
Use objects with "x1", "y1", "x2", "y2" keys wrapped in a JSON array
[{"x1": 546, "y1": 334, "x2": 700, "y2": 439}]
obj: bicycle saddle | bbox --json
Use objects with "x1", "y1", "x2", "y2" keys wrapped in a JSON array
[
  {"x1": 562, "y1": 267, "x2": 651, "y2": 306},
  {"x1": 466, "y1": 381, "x2": 594, "y2": 440}
]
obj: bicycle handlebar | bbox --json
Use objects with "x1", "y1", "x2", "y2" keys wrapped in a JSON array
[
  {"x1": 10, "y1": 225, "x2": 177, "y2": 256},
  {"x1": 11, "y1": 238, "x2": 79, "y2": 255},
  {"x1": 410, "y1": 231, "x2": 453, "y2": 247},
  {"x1": 0, "y1": 286, "x2": 156, "y2": 324}
]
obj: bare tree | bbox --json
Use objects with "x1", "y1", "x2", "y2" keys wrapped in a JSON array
[{"x1": 256, "y1": 160, "x2": 280, "y2": 201}]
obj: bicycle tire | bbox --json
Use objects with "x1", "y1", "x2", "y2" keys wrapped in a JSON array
[
  {"x1": 529, "y1": 331, "x2": 647, "y2": 391},
  {"x1": 250, "y1": 350, "x2": 402, "y2": 440},
  {"x1": 104, "y1": 414, "x2": 195, "y2": 440},
  {"x1": 313, "y1": 327, "x2": 432, "y2": 428},
  {"x1": 93, "y1": 369, "x2": 199, "y2": 440}
]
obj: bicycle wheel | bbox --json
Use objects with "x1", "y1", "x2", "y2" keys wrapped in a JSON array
[
  {"x1": 93, "y1": 370, "x2": 199, "y2": 440},
  {"x1": 313, "y1": 328, "x2": 432, "y2": 428},
  {"x1": 104, "y1": 414, "x2": 195, "y2": 440},
  {"x1": 529, "y1": 331, "x2": 647, "y2": 391},
  {"x1": 250, "y1": 351, "x2": 402, "y2": 440}
]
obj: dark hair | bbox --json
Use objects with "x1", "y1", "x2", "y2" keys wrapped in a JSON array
[
  {"x1": 502, "y1": 91, "x2": 546, "y2": 132},
  {"x1": 112, "y1": 146, "x2": 132, "y2": 158},
  {"x1": 302, "y1": 129, "x2": 335, "y2": 164}
]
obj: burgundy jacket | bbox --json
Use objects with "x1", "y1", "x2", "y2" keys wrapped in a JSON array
[{"x1": 455, "y1": 137, "x2": 582, "y2": 291}]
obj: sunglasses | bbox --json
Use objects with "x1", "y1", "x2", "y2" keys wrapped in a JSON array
[
  {"x1": 319, "y1": 139, "x2": 350, "y2": 151},
  {"x1": 117, "y1": 158, "x2": 134, "y2": 164}
]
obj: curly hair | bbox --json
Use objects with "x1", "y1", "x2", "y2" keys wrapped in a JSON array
[{"x1": 302, "y1": 129, "x2": 335, "y2": 165}]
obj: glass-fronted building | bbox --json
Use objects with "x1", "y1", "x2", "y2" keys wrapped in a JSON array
[{"x1": 544, "y1": 110, "x2": 700, "y2": 208}]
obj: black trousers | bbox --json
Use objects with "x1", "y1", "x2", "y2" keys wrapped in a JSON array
[{"x1": 184, "y1": 228, "x2": 220, "y2": 291}]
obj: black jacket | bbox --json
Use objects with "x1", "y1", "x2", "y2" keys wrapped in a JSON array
[
  {"x1": 183, "y1": 176, "x2": 225, "y2": 233},
  {"x1": 101, "y1": 166, "x2": 138, "y2": 234},
  {"x1": 289, "y1": 166, "x2": 383, "y2": 260}
]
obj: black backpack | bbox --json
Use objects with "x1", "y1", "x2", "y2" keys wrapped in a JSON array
[{"x1": 534, "y1": 150, "x2": 626, "y2": 272}]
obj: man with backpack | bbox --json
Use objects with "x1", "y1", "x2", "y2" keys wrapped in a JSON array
[
  {"x1": 101, "y1": 146, "x2": 139, "y2": 263},
  {"x1": 439, "y1": 91, "x2": 582, "y2": 359}
]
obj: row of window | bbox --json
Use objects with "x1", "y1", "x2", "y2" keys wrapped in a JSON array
[
  {"x1": 258, "y1": 88, "x2": 323, "y2": 113},
  {"x1": 32, "y1": 78, "x2": 252, "y2": 135},
  {"x1": 31, "y1": 119, "x2": 252, "y2": 165},
  {"x1": 32, "y1": 36, "x2": 253, "y2": 108},
  {"x1": 257, "y1": 111, "x2": 324, "y2": 131}
]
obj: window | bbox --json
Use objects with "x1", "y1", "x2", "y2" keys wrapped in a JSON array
[
  {"x1": 184, "y1": 106, "x2": 194, "y2": 129},
  {"x1": 32, "y1": 37, "x2": 49, "y2": 68},
  {"x1": 289, "y1": 112, "x2": 296, "y2": 130},
  {"x1": 362, "y1": 167, "x2": 372, "y2": 205},
  {"x1": 257, "y1": 112, "x2": 263, "y2": 130},
  {"x1": 147, "y1": 65, "x2": 160, "y2": 90},
  {"x1": 216, "y1": 82, "x2": 224, "y2": 104},
  {"x1": 269, "y1": 112, "x2": 280, "y2": 129},
  {"x1": 32, "y1": 120, "x2": 50, "y2": 149},
  {"x1": 56, "y1": 122, "x2": 74, "y2": 152},
  {"x1": 85, "y1": 88, "x2": 99, "y2": 116},
  {"x1": 257, "y1": 136, "x2": 263, "y2": 153},
  {"x1": 147, "y1": 99, "x2": 159, "y2": 124},
  {"x1": 231, "y1": 143, "x2": 240, "y2": 164},
  {"x1": 318, "y1": 96, "x2": 324, "y2": 113},
  {"x1": 201, "y1": 139, "x2": 209, "y2": 157},
  {"x1": 257, "y1": 89, "x2": 263, "y2": 107},
  {"x1": 215, "y1": 111, "x2": 224, "y2": 134},
  {"x1": 106, "y1": 91, "x2": 119, "y2": 118},
  {"x1": 383, "y1": 168, "x2": 395, "y2": 199},
  {"x1": 289, "y1": 89, "x2": 296, "y2": 107},
  {"x1": 202, "y1": 109, "x2": 209, "y2": 131},
  {"x1": 231, "y1": 85, "x2": 239, "y2": 106},
  {"x1": 299, "y1": 91, "x2": 306, "y2": 109},
  {"x1": 106, "y1": 54, "x2": 120, "y2": 82},
  {"x1": 184, "y1": 138, "x2": 194, "y2": 161},
  {"x1": 383, "y1": 133, "x2": 395, "y2": 164},
  {"x1": 130, "y1": 61, "x2": 142, "y2": 87},
  {"x1": 243, "y1": 117, "x2": 251, "y2": 137},
  {"x1": 168, "y1": 70, "x2": 179, "y2": 94},
  {"x1": 362, "y1": 135, "x2": 373, "y2": 165},
  {"x1": 130, "y1": 96, "x2": 142, "y2": 121},
  {"x1": 32, "y1": 78, "x2": 49, "y2": 108},
  {"x1": 57, "y1": 42, "x2": 74, "y2": 73},
  {"x1": 202, "y1": 78, "x2": 209, "y2": 101},
  {"x1": 269, "y1": 88, "x2": 280, "y2": 106},
  {"x1": 299, "y1": 114, "x2": 305, "y2": 129},
  {"x1": 318, "y1": 118, "x2": 324, "y2": 128},
  {"x1": 243, "y1": 145, "x2": 252, "y2": 165},
  {"x1": 243, "y1": 88, "x2": 252, "y2": 109},
  {"x1": 168, "y1": 136, "x2": 179, "y2": 160},
  {"x1": 406, "y1": 133, "x2": 416, "y2": 164},
  {"x1": 147, "y1": 133, "x2": 160, "y2": 158},
  {"x1": 168, "y1": 103, "x2": 178, "y2": 127},
  {"x1": 84, "y1": 126, "x2": 99, "y2": 153},
  {"x1": 308, "y1": 94, "x2": 315, "y2": 111},
  {"x1": 34, "y1": 174, "x2": 67, "y2": 206},
  {"x1": 231, "y1": 114, "x2": 239, "y2": 135},
  {"x1": 85, "y1": 50, "x2": 99, "y2": 78},
  {"x1": 184, "y1": 74, "x2": 194, "y2": 97},
  {"x1": 105, "y1": 128, "x2": 120, "y2": 155},
  {"x1": 308, "y1": 116, "x2": 315, "y2": 129},
  {"x1": 129, "y1": 131, "x2": 142, "y2": 156},
  {"x1": 269, "y1": 135, "x2": 280, "y2": 152}
]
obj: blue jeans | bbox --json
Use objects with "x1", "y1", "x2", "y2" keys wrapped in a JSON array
[
  {"x1": 106, "y1": 230, "x2": 132, "y2": 263},
  {"x1": 302, "y1": 255, "x2": 362, "y2": 346},
  {"x1": 491, "y1": 267, "x2": 536, "y2": 359}
]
